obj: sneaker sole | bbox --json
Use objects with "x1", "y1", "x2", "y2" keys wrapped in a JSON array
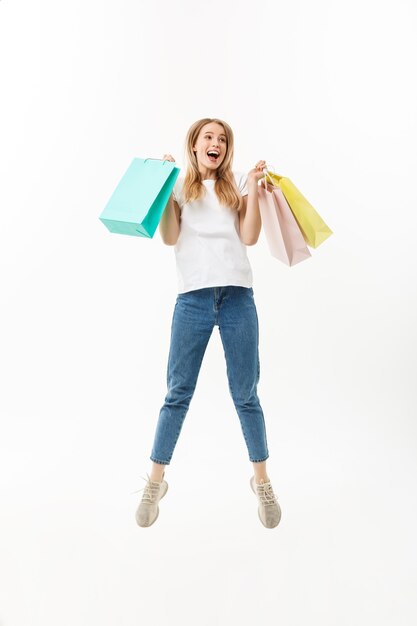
[{"x1": 150, "y1": 481, "x2": 168, "y2": 526}]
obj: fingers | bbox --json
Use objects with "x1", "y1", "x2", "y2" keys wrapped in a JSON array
[
  {"x1": 254, "y1": 160, "x2": 266, "y2": 170},
  {"x1": 162, "y1": 154, "x2": 175, "y2": 162}
]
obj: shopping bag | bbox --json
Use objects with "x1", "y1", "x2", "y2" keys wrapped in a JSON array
[
  {"x1": 99, "y1": 158, "x2": 180, "y2": 237},
  {"x1": 258, "y1": 179, "x2": 311, "y2": 266},
  {"x1": 265, "y1": 171, "x2": 333, "y2": 248}
]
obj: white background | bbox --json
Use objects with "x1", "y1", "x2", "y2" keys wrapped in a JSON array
[{"x1": 1, "y1": 0, "x2": 416, "y2": 624}]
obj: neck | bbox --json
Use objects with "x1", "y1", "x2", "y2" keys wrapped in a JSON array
[{"x1": 198, "y1": 166, "x2": 218, "y2": 180}]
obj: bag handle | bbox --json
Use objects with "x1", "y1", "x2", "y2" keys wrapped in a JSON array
[
  {"x1": 143, "y1": 158, "x2": 174, "y2": 165},
  {"x1": 260, "y1": 165, "x2": 276, "y2": 190}
]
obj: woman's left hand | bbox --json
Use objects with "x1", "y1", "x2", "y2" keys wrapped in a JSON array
[{"x1": 247, "y1": 160, "x2": 267, "y2": 185}]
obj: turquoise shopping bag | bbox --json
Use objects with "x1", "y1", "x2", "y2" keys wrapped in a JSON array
[{"x1": 99, "y1": 158, "x2": 180, "y2": 237}]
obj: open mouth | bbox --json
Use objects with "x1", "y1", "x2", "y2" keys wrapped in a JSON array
[{"x1": 207, "y1": 150, "x2": 220, "y2": 163}]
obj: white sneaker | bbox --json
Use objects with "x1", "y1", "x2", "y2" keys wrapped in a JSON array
[
  {"x1": 250, "y1": 476, "x2": 281, "y2": 528},
  {"x1": 134, "y1": 472, "x2": 168, "y2": 527}
]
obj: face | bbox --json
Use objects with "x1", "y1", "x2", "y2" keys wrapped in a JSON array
[{"x1": 192, "y1": 122, "x2": 227, "y2": 174}]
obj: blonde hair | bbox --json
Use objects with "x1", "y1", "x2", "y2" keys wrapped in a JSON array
[{"x1": 182, "y1": 118, "x2": 243, "y2": 212}]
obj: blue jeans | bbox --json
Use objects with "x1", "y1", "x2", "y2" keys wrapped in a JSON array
[{"x1": 150, "y1": 286, "x2": 269, "y2": 464}]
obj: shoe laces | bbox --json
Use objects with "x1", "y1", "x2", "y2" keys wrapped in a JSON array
[
  {"x1": 130, "y1": 473, "x2": 164, "y2": 501},
  {"x1": 255, "y1": 480, "x2": 279, "y2": 506}
]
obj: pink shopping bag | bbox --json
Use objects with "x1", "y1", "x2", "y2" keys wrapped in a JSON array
[{"x1": 258, "y1": 179, "x2": 311, "y2": 266}]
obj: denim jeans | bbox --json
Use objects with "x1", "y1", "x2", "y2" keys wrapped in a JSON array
[{"x1": 150, "y1": 286, "x2": 269, "y2": 464}]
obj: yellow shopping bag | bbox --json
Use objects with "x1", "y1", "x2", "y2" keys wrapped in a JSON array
[{"x1": 265, "y1": 171, "x2": 333, "y2": 248}]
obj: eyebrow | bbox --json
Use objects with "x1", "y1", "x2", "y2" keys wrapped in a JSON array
[{"x1": 204, "y1": 131, "x2": 226, "y2": 138}]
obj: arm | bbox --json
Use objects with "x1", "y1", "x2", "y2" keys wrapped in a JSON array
[
  {"x1": 239, "y1": 160, "x2": 266, "y2": 245},
  {"x1": 158, "y1": 153, "x2": 181, "y2": 246},
  {"x1": 159, "y1": 193, "x2": 181, "y2": 245}
]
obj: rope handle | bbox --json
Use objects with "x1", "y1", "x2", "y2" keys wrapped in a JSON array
[
  {"x1": 143, "y1": 158, "x2": 175, "y2": 165},
  {"x1": 261, "y1": 164, "x2": 277, "y2": 190}
]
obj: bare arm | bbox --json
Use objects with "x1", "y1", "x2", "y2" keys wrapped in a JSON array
[
  {"x1": 158, "y1": 154, "x2": 181, "y2": 246},
  {"x1": 239, "y1": 182, "x2": 262, "y2": 245},
  {"x1": 159, "y1": 193, "x2": 181, "y2": 245},
  {"x1": 239, "y1": 160, "x2": 266, "y2": 245}
]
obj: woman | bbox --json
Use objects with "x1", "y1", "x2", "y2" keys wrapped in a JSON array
[{"x1": 135, "y1": 118, "x2": 281, "y2": 529}]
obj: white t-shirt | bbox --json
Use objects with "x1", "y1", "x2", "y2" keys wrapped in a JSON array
[{"x1": 172, "y1": 172, "x2": 254, "y2": 294}]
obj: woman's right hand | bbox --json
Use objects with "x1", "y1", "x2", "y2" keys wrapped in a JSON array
[{"x1": 162, "y1": 154, "x2": 176, "y2": 162}]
